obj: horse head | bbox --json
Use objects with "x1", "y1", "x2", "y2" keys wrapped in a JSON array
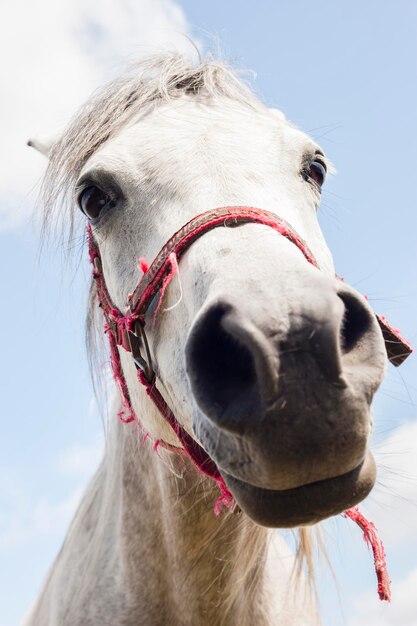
[{"x1": 39, "y1": 58, "x2": 389, "y2": 529}]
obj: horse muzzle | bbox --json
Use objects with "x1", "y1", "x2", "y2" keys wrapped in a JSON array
[{"x1": 185, "y1": 271, "x2": 386, "y2": 526}]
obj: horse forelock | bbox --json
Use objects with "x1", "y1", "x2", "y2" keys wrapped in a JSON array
[{"x1": 41, "y1": 53, "x2": 265, "y2": 241}]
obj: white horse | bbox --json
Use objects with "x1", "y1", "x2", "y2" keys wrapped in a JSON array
[{"x1": 25, "y1": 54, "x2": 392, "y2": 625}]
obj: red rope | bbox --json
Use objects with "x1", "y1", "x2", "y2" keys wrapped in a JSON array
[
  {"x1": 344, "y1": 507, "x2": 391, "y2": 601},
  {"x1": 137, "y1": 369, "x2": 234, "y2": 513},
  {"x1": 151, "y1": 252, "x2": 179, "y2": 324},
  {"x1": 106, "y1": 325, "x2": 136, "y2": 424}
]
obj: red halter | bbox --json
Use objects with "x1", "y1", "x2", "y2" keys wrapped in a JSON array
[{"x1": 88, "y1": 205, "x2": 412, "y2": 601}]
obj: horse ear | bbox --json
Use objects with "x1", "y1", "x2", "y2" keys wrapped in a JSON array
[{"x1": 27, "y1": 134, "x2": 58, "y2": 158}]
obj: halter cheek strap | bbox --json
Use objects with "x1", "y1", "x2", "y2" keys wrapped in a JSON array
[{"x1": 88, "y1": 206, "x2": 412, "y2": 602}]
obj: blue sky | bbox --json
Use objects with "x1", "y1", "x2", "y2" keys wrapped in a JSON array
[{"x1": 1, "y1": 2, "x2": 416, "y2": 625}]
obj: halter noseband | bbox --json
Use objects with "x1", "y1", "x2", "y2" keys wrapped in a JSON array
[
  {"x1": 89, "y1": 204, "x2": 410, "y2": 374},
  {"x1": 88, "y1": 205, "x2": 412, "y2": 601}
]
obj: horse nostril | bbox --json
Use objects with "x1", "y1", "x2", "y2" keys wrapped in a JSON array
[
  {"x1": 338, "y1": 291, "x2": 372, "y2": 354},
  {"x1": 185, "y1": 303, "x2": 259, "y2": 429}
]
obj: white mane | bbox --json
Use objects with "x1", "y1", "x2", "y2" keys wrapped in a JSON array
[{"x1": 42, "y1": 54, "x2": 266, "y2": 235}]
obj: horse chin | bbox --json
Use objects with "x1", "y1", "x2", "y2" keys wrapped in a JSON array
[{"x1": 221, "y1": 452, "x2": 376, "y2": 528}]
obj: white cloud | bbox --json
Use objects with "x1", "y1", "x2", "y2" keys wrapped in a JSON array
[
  {"x1": 58, "y1": 439, "x2": 104, "y2": 478},
  {"x1": 342, "y1": 420, "x2": 417, "y2": 625},
  {"x1": 349, "y1": 567, "x2": 417, "y2": 626},
  {"x1": 363, "y1": 420, "x2": 417, "y2": 548},
  {"x1": 0, "y1": 482, "x2": 84, "y2": 549},
  {"x1": 31, "y1": 487, "x2": 85, "y2": 537},
  {"x1": 0, "y1": 0, "x2": 196, "y2": 230},
  {"x1": 0, "y1": 439, "x2": 103, "y2": 548}
]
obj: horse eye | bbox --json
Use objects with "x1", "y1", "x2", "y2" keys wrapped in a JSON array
[
  {"x1": 78, "y1": 185, "x2": 114, "y2": 220},
  {"x1": 306, "y1": 159, "x2": 327, "y2": 188}
]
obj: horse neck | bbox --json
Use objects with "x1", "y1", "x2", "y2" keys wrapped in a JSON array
[{"x1": 106, "y1": 410, "x2": 275, "y2": 626}]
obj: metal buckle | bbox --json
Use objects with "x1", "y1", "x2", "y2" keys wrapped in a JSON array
[{"x1": 127, "y1": 319, "x2": 155, "y2": 384}]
